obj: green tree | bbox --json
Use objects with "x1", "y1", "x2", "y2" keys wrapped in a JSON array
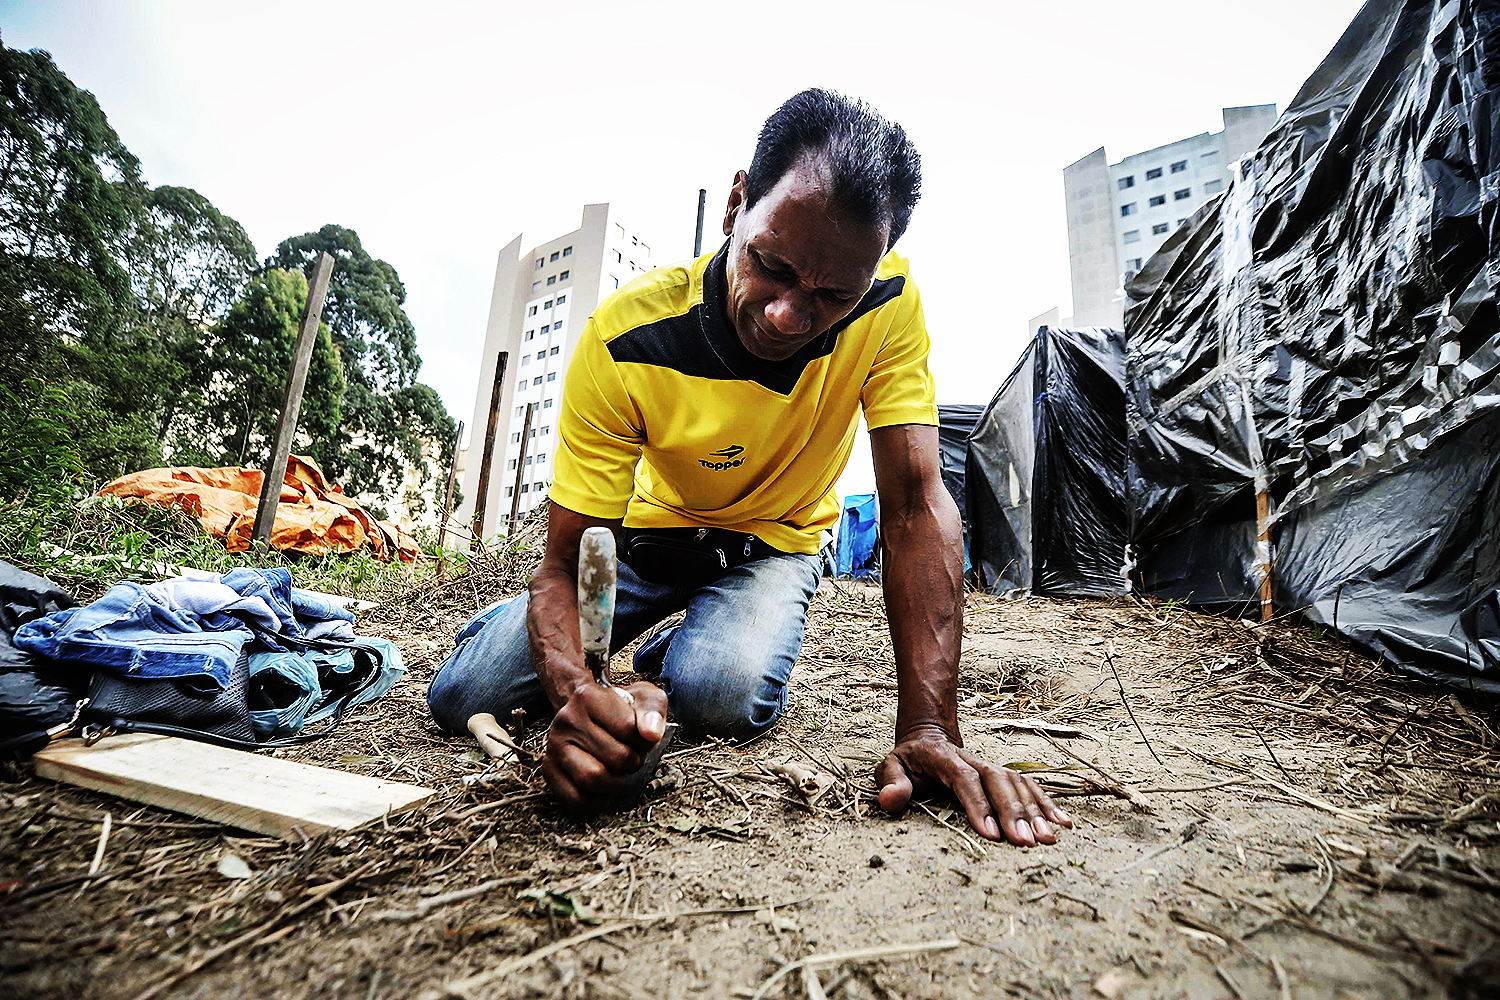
[
  {"x1": 124, "y1": 184, "x2": 258, "y2": 442},
  {"x1": 0, "y1": 45, "x2": 141, "y2": 354},
  {"x1": 183, "y1": 268, "x2": 343, "y2": 468},
  {"x1": 266, "y1": 225, "x2": 453, "y2": 503}
]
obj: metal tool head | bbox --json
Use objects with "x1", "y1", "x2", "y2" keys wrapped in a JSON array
[{"x1": 613, "y1": 721, "x2": 679, "y2": 811}]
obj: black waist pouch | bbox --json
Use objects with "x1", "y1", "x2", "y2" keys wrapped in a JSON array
[
  {"x1": 83, "y1": 651, "x2": 257, "y2": 745},
  {"x1": 621, "y1": 527, "x2": 783, "y2": 589}
]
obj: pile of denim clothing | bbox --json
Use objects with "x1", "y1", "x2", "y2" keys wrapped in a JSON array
[{"x1": 10, "y1": 565, "x2": 403, "y2": 742}]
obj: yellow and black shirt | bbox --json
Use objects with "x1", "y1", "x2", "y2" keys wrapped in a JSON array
[{"x1": 550, "y1": 242, "x2": 937, "y2": 554}]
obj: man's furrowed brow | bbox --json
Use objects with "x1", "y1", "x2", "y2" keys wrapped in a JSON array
[{"x1": 758, "y1": 246, "x2": 863, "y2": 298}]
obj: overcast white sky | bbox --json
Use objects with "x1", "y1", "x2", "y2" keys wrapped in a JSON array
[{"x1": 3, "y1": 0, "x2": 1365, "y2": 496}]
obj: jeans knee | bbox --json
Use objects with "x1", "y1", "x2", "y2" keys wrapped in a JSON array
[{"x1": 664, "y1": 670, "x2": 787, "y2": 741}]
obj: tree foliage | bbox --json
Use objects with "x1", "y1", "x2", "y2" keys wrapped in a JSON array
[
  {"x1": 0, "y1": 44, "x2": 453, "y2": 516},
  {"x1": 267, "y1": 225, "x2": 454, "y2": 503},
  {"x1": 184, "y1": 268, "x2": 343, "y2": 468}
]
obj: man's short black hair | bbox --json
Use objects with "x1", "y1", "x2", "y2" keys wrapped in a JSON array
[{"x1": 745, "y1": 88, "x2": 922, "y2": 250}]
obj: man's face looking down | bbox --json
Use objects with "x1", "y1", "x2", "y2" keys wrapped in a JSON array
[{"x1": 721, "y1": 152, "x2": 891, "y2": 363}]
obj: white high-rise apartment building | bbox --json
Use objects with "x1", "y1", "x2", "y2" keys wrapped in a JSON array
[
  {"x1": 458, "y1": 204, "x2": 654, "y2": 539},
  {"x1": 1035, "y1": 105, "x2": 1278, "y2": 332}
]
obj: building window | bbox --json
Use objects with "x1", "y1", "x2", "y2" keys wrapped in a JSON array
[
  {"x1": 1120, "y1": 203, "x2": 1137, "y2": 217},
  {"x1": 1171, "y1": 160, "x2": 1187, "y2": 173},
  {"x1": 1149, "y1": 195, "x2": 1165, "y2": 207},
  {"x1": 550, "y1": 251, "x2": 560, "y2": 262},
  {"x1": 511, "y1": 432, "x2": 520, "y2": 442},
  {"x1": 528, "y1": 305, "x2": 537, "y2": 316},
  {"x1": 1152, "y1": 223, "x2": 1169, "y2": 235},
  {"x1": 546, "y1": 276, "x2": 555, "y2": 286},
  {"x1": 524, "y1": 329, "x2": 534, "y2": 341},
  {"x1": 551, "y1": 322, "x2": 562, "y2": 333},
  {"x1": 1145, "y1": 167, "x2": 1162, "y2": 180},
  {"x1": 615, "y1": 250, "x2": 623, "y2": 263},
  {"x1": 532, "y1": 376, "x2": 543, "y2": 386},
  {"x1": 540, "y1": 323, "x2": 550, "y2": 333},
  {"x1": 1128, "y1": 257, "x2": 1143, "y2": 270},
  {"x1": 520, "y1": 483, "x2": 529, "y2": 493},
  {"x1": 543, "y1": 398, "x2": 554, "y2": 408},
  {"x1": 507, "y1": 459, "x2": 517, "y2": 470},
  {"x1": 556, "y1": 294, "x2": 566, "y2": 304},
  {"x1": 559, "y1": 270, "x2": 569, "y2": 280},
  {"x1": 1174, "y1": 187, "x2": 1191, "y2": 200},
  {"x1": 1200, "y1": 150, "x2": 1219, "y2": 163},
  {"x1": 505, "y1": 486, "x2": 513, "y2": 497},
  {"x1": 534, "y1": 258, "x2": 544, "y2": 269},
  {"x1": 612, "y1": 277, "x2": 619, "y2": 289},
  {"x1": 1177, "y1": 218, "x2": 1188, "y2": 226},
  {"x1": 547, "y1": 372, "x2": 557, "y2": 381},
  {"x1": 1204, "y1": 179, "x2": 1224, "y2": 194},
  {"x1": 544, "y1": 299, "x2": 552, "y2": 309},
  {"x1": 531, "y1": 281, "x2": 540, "y2": 293},
  {"x1": 521, "y1": 354, "x2": 530, "y2": 366},
  {"x1": 515, "y1": 406, "x2": 524, "y2": 416},
  {"x1": 1123, "y1": 229, "x2": 1141, "y2": 244},
  {"x1": 540, "y1": 426, "x2": 550, "y2": 436},
  {"x1": 1118, "y1": 175, "x2": 1134, "y2": 189},
  {"x1": 525, "y1": 455, "x2": 533, "y2": 465},
  {"x1": 537, "y1": 351, "x2": 546, "y2": 360},
  {"x1": 563, "y1": 246, "x2": 572, "y2": 256}
]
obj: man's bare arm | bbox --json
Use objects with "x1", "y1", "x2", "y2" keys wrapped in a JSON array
[
  {"x1": 869, "y1": 423, "x2": 1072, "y2": 847},
  {"x1": 529, "y1": 502, "x2": 667, "y2": 811}
]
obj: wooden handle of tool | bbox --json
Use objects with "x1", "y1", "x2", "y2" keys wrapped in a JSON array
[
  {"x1": 578, "y1": 526, "x2": 617, "y2": 687},
  {"x1": 467, "y1": 712, "x2": 523, "y2": 758}
]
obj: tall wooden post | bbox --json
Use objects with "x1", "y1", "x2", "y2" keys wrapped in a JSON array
[
  {"x1": 471, "y1": 352, "x2": 509, "y2": 541},
  {"x1": 252, "y1": 252, "x2": 335, "y2": 549},
  {"x1": 507, "y1": 403, "x2": 535, "y2": 533},
  {"x1": 436, "y1": 418, "x2": 464, "y2": 550}
]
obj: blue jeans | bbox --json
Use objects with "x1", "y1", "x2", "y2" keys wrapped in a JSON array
[{"x1": 426, "y1": 551, "x2": 823, "y2": 740}]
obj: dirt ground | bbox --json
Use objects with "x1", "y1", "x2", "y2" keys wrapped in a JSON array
[{"x1": 3, "y1": 576, "x2": 1499, "y2": 1000}]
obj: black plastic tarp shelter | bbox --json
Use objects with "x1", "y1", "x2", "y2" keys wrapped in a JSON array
[
  {"x1": 966, "y1": 326, "x2": 1128, "y2": 597},
  {"x1": 1124, "y1": 0, "x2": 1500, "y2": 693}
]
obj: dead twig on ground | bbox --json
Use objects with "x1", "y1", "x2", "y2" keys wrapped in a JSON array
[
  {"x1": 1106, "y1": 642, "x2": 1163, "y2": 766},
  {"x1": 1037, "y1": 732, "x2": 1154, "y2": 813},
  {"x1": 749, "y1": 939, "x2": 962, "y2": 1000}
]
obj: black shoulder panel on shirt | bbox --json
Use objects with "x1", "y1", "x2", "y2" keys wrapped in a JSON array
[
  {"x1": 605, "y1": 246, "x2": 907, "y2": 395},
  {"x1": 605, "y1": 307, "x2": 738, "y2": 379}
]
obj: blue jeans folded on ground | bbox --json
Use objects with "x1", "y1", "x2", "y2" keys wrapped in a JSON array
[
  {"x1": 426, "y1": 550, "x2": 823, "y2": 741},
  {"x1": 13, "y1": 567, "x2": 357, "y2": 689},
  {"x1": 248, "y1": 638, "x2": 405, "y2": 741}
]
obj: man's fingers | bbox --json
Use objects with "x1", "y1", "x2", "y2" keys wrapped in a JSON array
[
  {"x1": 946, "y1": 759, "x2": 1007, "y2": 844},
  {"x1": 626, "y1": 682, "x2": 669, "y2": 742},
  {"x1": 874, "y1": 754, "x2": 914, "y2": 812},
  {"x1": 967, "y1": 763, "x2": 1032, "y2": 846},
  {"x1": 1024, "y1": 774, "x2": 1074, "y2": 828}
]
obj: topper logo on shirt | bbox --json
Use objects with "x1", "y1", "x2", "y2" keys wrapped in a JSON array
[{"x1": 699, "y1": 444, "x2": 745, "y2": 470}]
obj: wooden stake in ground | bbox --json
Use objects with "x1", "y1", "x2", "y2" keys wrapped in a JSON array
[
  {"x1": 471, "y1": 352, "x2": 509, "y2": 540},
  {"x1": 436, "y1": 418, "x2": 464, "y2": 550},
  {"x1": 507, "y1": 402, "x2": 535, "y2": 532},
  {"x1": 252, "y1": 251, "x2": 335, "y2": 549}
]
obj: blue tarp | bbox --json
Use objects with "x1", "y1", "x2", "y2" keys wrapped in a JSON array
[{"x1": 835, "y1": 493, "x2": 879, "y2": 580}]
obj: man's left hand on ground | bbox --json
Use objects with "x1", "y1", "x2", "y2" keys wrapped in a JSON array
[{"x1": 874, "y1": 727, "x2": 1073, "y2": 847}]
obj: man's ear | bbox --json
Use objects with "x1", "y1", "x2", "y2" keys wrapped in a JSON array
[{"x1": 723, "y1": 170, "x2": 749, "y2": 237}]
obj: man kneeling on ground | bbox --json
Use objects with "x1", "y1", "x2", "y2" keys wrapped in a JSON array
[{"x1": 428, "y1": 88, "x2": 1072, "y2": 848}]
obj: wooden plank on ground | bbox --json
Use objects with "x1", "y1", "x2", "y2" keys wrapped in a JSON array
[{"x1": 32, "y1": 734, "x2": 435, "y2": 840}]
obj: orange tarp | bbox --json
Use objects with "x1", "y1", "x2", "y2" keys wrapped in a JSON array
[{"x1": 100, "y1": 455, "x2": 420, "y2": 562}]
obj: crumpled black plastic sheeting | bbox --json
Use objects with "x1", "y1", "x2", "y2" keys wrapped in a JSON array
[
  {"x1": 967, "y1": 327, "x2": 1128, "y2": 597},
  {"x1": 936, "y1": 403, "x2": 984, "y2": 531},
  {"x1": 0, "y1": 561, "x2": 82, "y2": 735},
  {"x1": 1123, "y1": 0, "x2": 1500, "y2": 692}
]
